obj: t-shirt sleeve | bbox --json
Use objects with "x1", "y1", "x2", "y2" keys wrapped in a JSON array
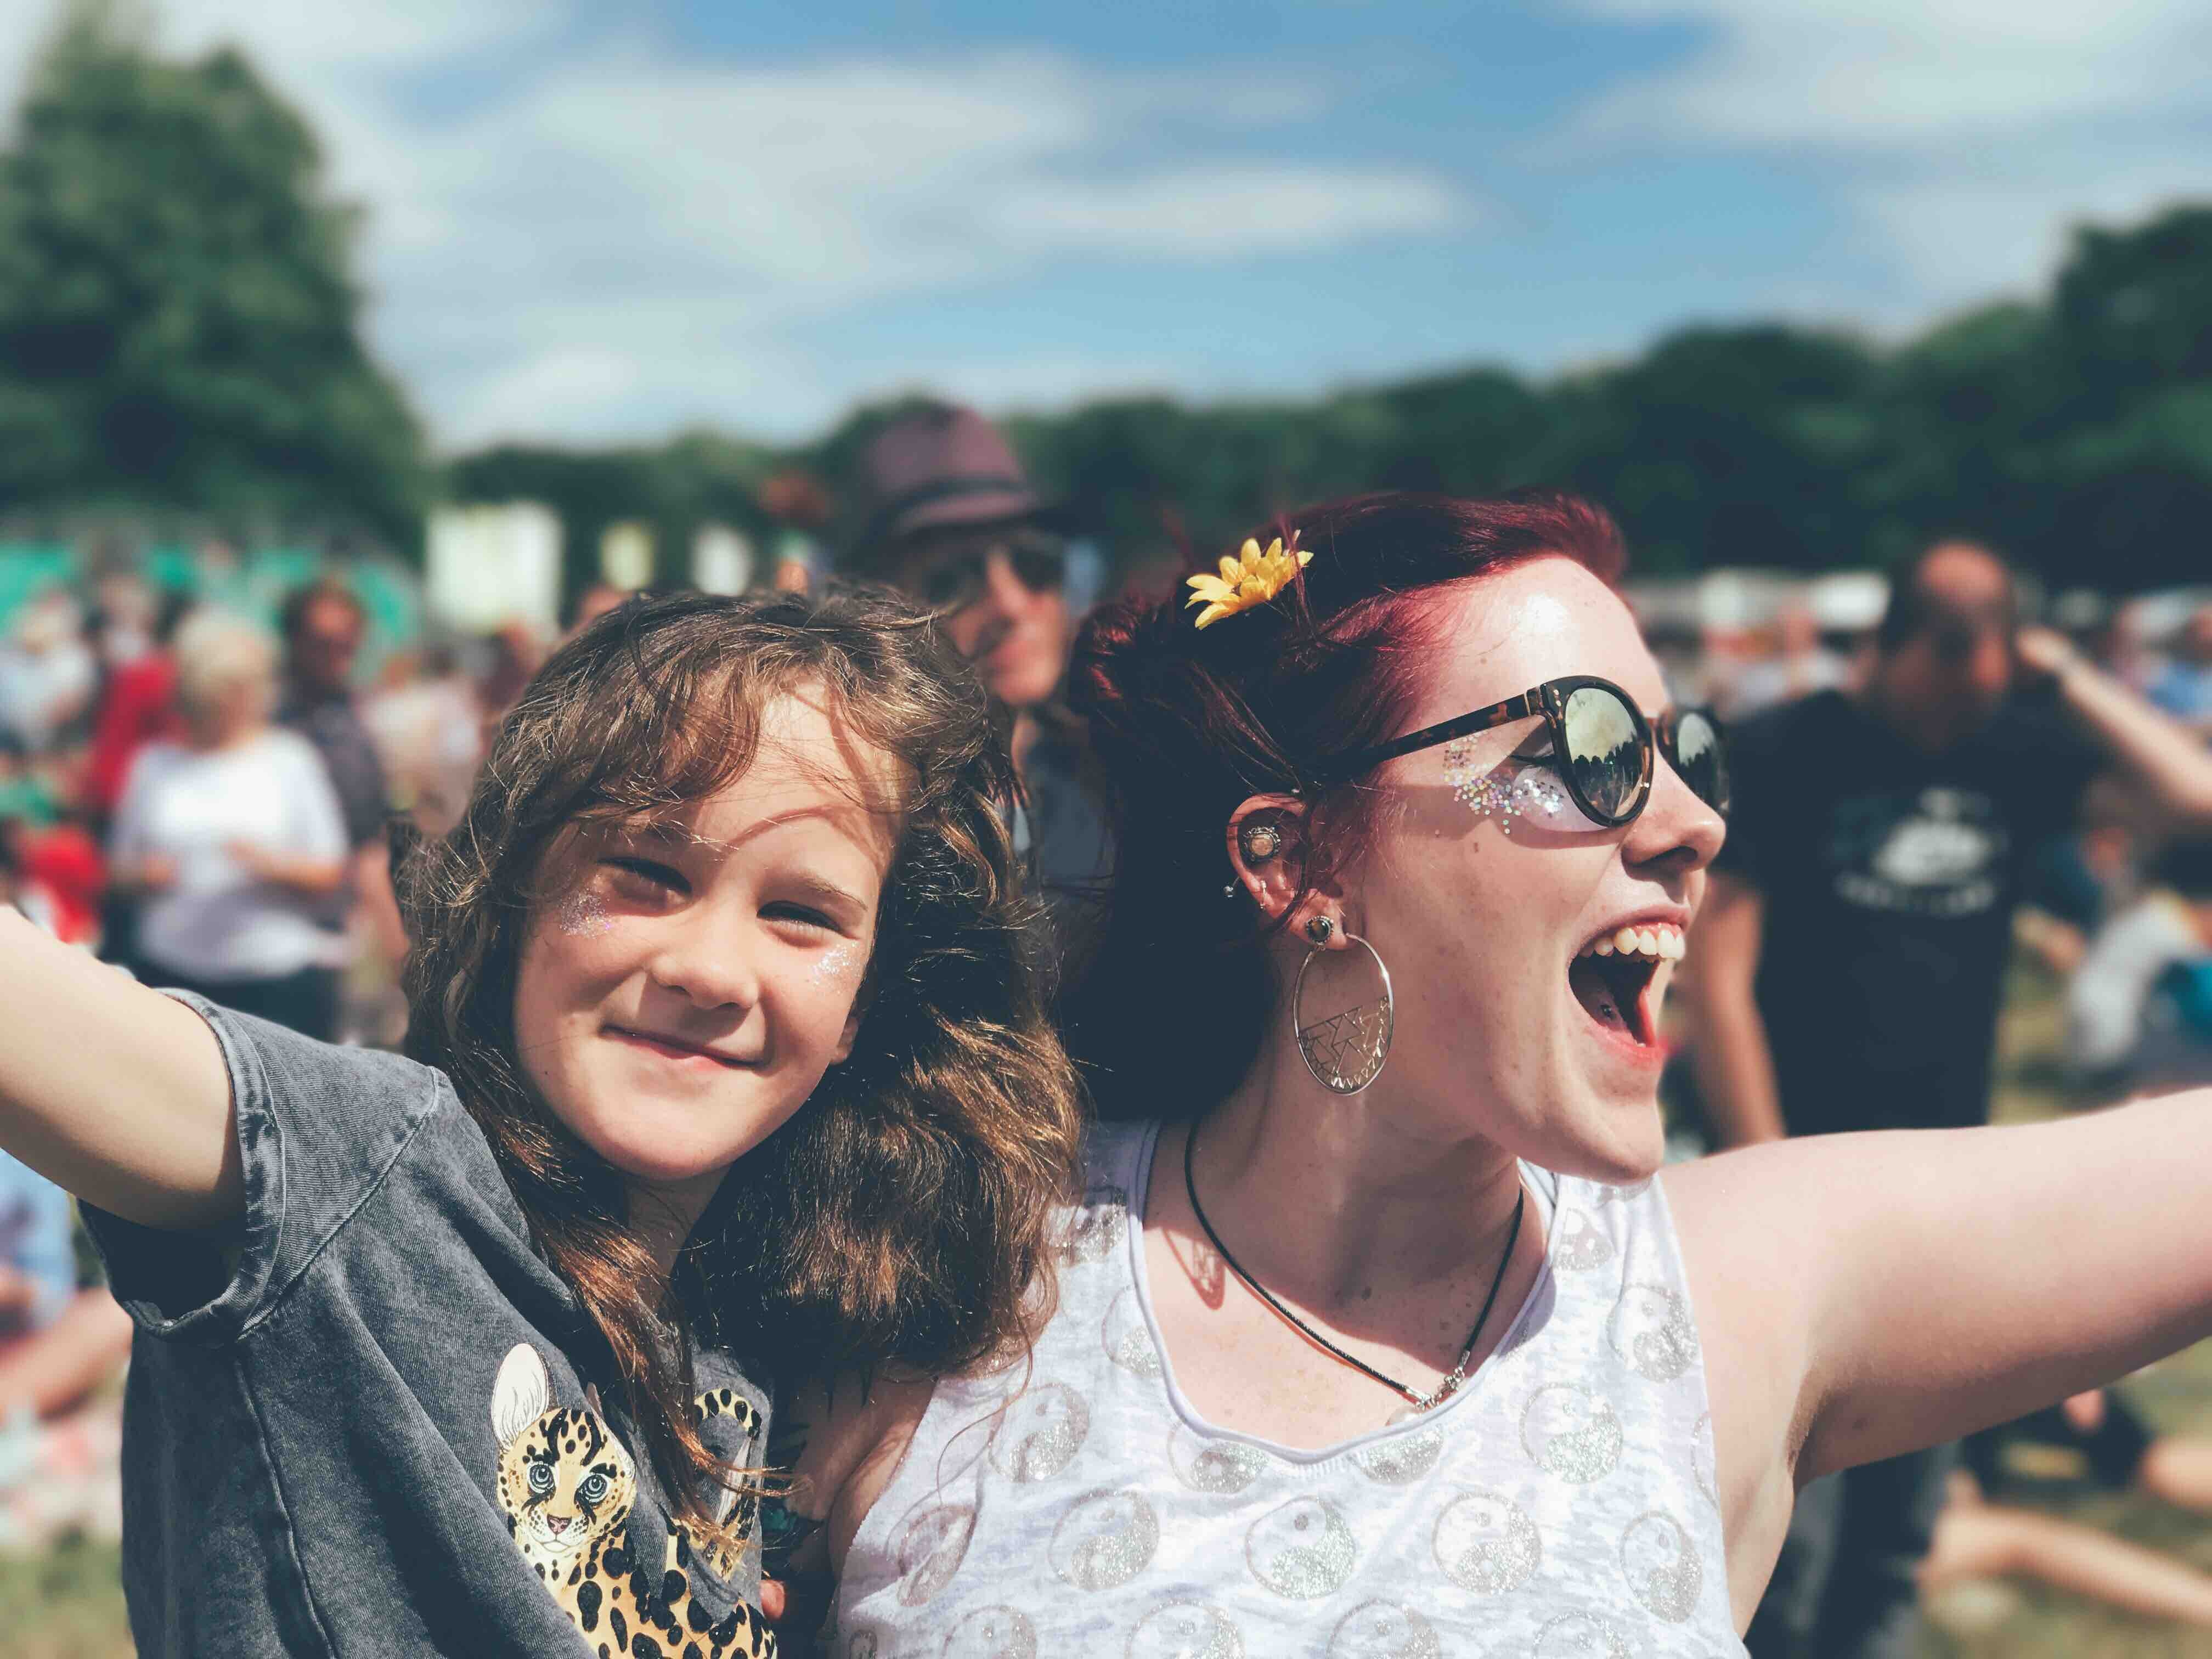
[
  {"x1": 82, "y1": 992, "x2": 447, "y2": 1346},
  {"x1": 1997, "y1": 697, "x2": 2107, "y2": 849},
  {"x1": 334, "y1": 730, "x2": 393, "y2": 852},
  {"x1": 1709, "y1": 704, "x2": 1791, "y2": 893}
]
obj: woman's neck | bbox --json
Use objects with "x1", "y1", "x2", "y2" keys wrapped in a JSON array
[{"x1": 1186, "y1": 1038, "x2": 1526, "y2": 1313}]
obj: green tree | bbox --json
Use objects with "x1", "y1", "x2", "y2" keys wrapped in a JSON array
[{"x1": 0, "y1": 0, "x2": 426, "y2": 539}]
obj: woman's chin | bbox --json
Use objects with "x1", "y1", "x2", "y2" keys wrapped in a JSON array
[{"x1": 1541, "y1": 1088, "x2": 1665, "y2": 1187}]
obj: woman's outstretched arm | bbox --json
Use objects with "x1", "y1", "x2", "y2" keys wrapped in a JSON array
[
  {"x1": 0, "y1": 907, "x2": 237, "y2": 1232},
  {"x1": 1672, "y1": 1090, "x2": 2212, "y2": 1492}
]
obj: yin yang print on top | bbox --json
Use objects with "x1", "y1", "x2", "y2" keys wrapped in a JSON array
[
  {"x1": 1328, "y1": 1600, "x2": 1443, "y2": 1659},
  {"x1": 1125, "y1": 1601, "x2": 1245, "y2": 1659},
  {"x1": 1244, "y1": 1496, "x2": 1359, "y2": 1598},
  {"x1": 830, "y1": 1122, "x2": 1746, "y2": 1654},
  {"x1": 939, "y1": 1604, "x2": 1037, "y2": 1658}
]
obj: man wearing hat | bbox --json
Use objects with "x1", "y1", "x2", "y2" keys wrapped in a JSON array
[{"x1": 844, "y1": 402, "x2": 1113, "y2": 969}]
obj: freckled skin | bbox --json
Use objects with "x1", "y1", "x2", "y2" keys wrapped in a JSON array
[{"x1": 495, "y1": 1389, "x2": 774, "y2": 1657}]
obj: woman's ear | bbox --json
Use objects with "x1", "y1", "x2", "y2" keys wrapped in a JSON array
[
  {"x1": 1226, "y1": 795, "x2": 1353, "y2": 947},
  {"x1": 1224, "y1": 794, "x2": 1309, "y2": 923}
]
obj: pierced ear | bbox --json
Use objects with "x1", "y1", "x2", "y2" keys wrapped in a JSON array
[
  {"x1": 1224, "y1": 794, "x2": 1309, "y2": 920},
  {"x1": 1287, "y1": 899, "x2": 1350, "y2": 950},
  {"x1": 492, "y1": 1344, "x2": 553, "y2": 1446}
]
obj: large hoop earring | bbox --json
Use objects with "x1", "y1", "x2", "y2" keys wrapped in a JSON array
[{"x1": 1293, "y1": 931, "x2": 1394, "y2": 1096}]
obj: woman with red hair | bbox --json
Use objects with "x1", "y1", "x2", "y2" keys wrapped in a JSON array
[{"x1": 780, "y1": 491, "x2": 2212, "y2": 1655}]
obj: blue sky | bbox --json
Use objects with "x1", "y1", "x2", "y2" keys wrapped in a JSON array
[{"x1": 9, "y1": 0, "x2": 2205, "y2": 448}]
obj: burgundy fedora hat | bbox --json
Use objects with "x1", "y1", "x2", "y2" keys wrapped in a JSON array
[{"x1": 848, "y1": 404, "x2": 1062, "y2": 556}]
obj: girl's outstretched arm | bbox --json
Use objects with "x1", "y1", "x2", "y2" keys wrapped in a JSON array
[{"x1": 0, "y1": 907, "x2": 238, "y2": 1232}]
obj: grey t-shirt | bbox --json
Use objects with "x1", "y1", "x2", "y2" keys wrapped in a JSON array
[{"x1": 85, "y1": 996, "x2": 772, "y2": 1658}]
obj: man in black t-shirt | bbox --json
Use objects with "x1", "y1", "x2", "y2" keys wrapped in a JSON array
[{"x1": 1686, "y1": 541, "x2": 2212, "y2": 1658}]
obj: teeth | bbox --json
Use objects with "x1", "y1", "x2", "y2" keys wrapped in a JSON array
[{"x1": 1579, "y1": 924, "x2": 1686, "y2": 963}]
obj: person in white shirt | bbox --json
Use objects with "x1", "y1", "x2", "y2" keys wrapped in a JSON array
[
  {"x1": 2068, "y1": 838, "x2": 2212, "y2": 1090},
  {"x1": 108, "y1": 613, "x2": 349, "y2": 1037}
]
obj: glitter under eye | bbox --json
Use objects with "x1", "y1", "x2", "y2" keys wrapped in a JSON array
[
  {"x1": 556, "y1": 887, "x2": 613, "y2": 937},
  {"x1": 808, "y1": 941, "x2": 862, "y2": 985},
  {"x1": 1443, "y1": 740, "x2": 1570, "y2": 836}
]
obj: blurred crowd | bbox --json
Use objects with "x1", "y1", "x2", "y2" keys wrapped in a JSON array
[{"x1": 4, "y1": 409, "x2": 2212, "y2": 1652}]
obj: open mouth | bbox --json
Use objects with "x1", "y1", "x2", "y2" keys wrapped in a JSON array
[{"x1": 1567, "y1": 923, "x2": 1685, "y2": 1048}]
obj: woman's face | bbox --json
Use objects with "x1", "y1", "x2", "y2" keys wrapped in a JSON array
[
  {"x1": 512, "y1": 690, "x2": 899, "y2": 1209},
  {"x1": 1336, "y1": 557, "x2": 1725, "y2": 1182}
]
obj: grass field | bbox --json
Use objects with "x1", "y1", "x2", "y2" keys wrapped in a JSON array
[{"x1": 7, "y1": 956, "x2": 2212, "y2": 1657}]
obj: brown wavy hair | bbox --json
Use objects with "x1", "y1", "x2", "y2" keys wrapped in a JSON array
[{"x1": 398, "y1": 586, "x2": 1083, "y2": 1538}]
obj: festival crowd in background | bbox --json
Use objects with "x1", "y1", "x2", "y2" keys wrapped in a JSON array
[{"x1": 4, "y1": 404, "x2": 2212, "y2": 1655}]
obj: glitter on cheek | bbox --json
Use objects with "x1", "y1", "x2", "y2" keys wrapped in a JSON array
[
  {"x1": 808, "y1": 941, "x2": 863, "y2": 985},
  {"x1": 556, "y1": 886, "x2": 614, "y2": 938},
  {"x1": 1442, "y1": 741, "x2": 1575, "y2": 836}
]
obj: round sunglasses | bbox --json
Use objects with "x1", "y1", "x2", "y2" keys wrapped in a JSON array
[
  {"x1": 1310, "y1": 674, "x2": 1730, "y2": 826},
  {"x1": 907, "y1": 529, "x2": 1069, "y2": 611}
]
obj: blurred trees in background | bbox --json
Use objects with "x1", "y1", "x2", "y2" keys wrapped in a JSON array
[
  {"x1": 0, "y1": 0, "x2": 425, "y2": 542},
  {"x1": 995, "y1": 206, "x2": 2212, "y2": 588},
  {"x1": 466, "y1": 204, "x2": 2212, "y2": 591}
]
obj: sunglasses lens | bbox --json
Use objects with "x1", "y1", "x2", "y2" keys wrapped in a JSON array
[
  {"x1": 1672, "y1": 710, "x2": 1730, "y2": 815},
  {"x1": 920, "y1": 554, "x2": 985, "y2": 609},
  {"x1": 1561, "y1": 685, "x2": 1645, "y2": 821},
  {"x1": 1009, "y1": 539, "x2": 1067, "y2": 594}
]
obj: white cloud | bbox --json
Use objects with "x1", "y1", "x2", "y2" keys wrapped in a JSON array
[
  {"x1": 1859, "y1": 150, "x2": 2212, "y2": 310},
  {"x1": 1574, "y1": 0, "x2": 2212, "y2": 145},
  {"x1": 0, "y1": 4, "x2": 1466, "y2": 445},
  {"x1": 1566, "y1": 0, "x2": 2212, "y2": 314}
]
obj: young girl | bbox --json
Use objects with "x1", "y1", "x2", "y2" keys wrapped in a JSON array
[{"x1": 0, "y1": 589, "x2": 1082, "y2": 1657}]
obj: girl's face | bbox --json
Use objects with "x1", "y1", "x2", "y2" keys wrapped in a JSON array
[
  {"x1": 1339, "y1": 557, "x2": 1725, "y2": 1181},
  {"x1": 512, "y1": 690, "x2": 900, "y2": 1206}
]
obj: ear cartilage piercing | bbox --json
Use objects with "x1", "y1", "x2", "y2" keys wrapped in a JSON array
[
  {"x1": 1239, "y1": 822, "x2": 1282, "y2": 862},
  {"x1": 1443, "y1": 738, "x2": 1567, "y2": 836},
  {"x1": 1305, "y1": 915, "x2": 1336, "y2": 946}
]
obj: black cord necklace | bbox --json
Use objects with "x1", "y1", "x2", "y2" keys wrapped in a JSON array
[{"x1": 1182, "y1": 1125, "x2": 1527, "y2": 1414}]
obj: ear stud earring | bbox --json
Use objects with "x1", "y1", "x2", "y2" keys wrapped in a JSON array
[{"x1": 1239, "y1": 822, "x2": 1282, "y2": 863}]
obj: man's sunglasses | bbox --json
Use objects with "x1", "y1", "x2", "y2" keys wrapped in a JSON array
[
  {"x1": 1310, "y1": 674, "x2": 1730, "y2": 826},
  {"x1": 909, "y1": 530, "x2": 1068, "y2": 611}
]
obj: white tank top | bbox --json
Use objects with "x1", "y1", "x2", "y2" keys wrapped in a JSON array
[{"x1": 832, "y1": 1119, "x2": 1743, "y2": 1657}]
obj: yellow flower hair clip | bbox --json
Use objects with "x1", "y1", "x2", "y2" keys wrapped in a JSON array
[{"x1": 1185, "y1": 533, "x2": 1312, "y2": 630}]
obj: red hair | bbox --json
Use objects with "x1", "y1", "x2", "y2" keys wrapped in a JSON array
[{"x1": 1064, "y1": 490, "x2": 1626, "y2": 1113}]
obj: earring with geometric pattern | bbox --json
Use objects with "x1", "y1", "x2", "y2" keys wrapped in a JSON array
[{"x1": 1292, "y1": 921, "x2": 1395, "y2": 1095}]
